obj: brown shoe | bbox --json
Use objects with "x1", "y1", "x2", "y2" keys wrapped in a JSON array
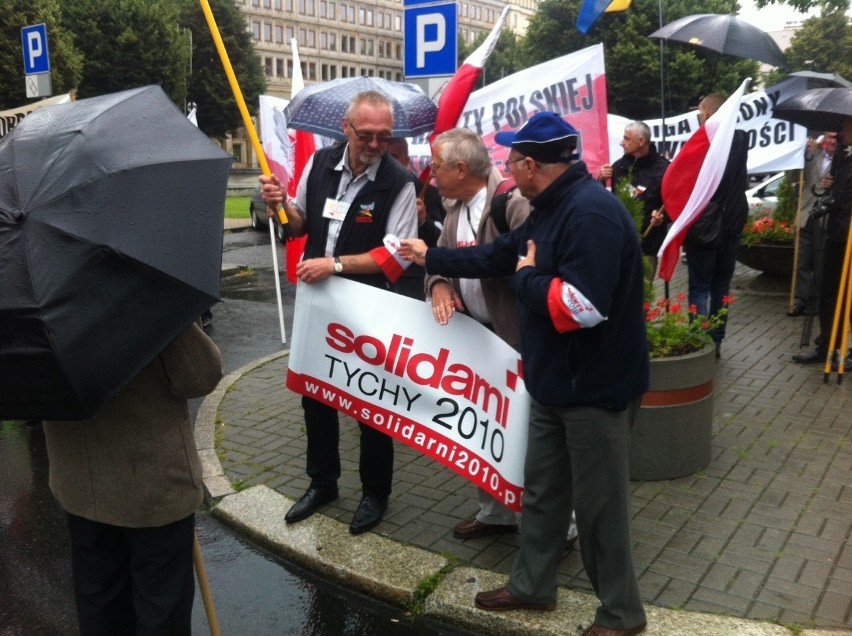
[
  {"x1": 581, "y1": 620, "x2": 647, "y2": 636},
  {"x1": 474, "y1": 587, "x2": 556, "y2": 612},
  {"x1": 453, "y1": 518, "x2": 517, "y2": 539}
]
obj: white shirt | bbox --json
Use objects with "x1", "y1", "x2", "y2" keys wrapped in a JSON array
[
  {"x1": 455, "y1": 188, "x2": 490, "y2": 323},
  {"x1": 294, "y1": 146, "x2": 417, "y2": 257}
]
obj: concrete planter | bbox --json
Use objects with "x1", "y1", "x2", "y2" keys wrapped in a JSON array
[
  {"x1": 735, "y1": 242, "x2": 794, "y2": 276},
  {"x1": 629, "y1": 345, "x2": 716, "y2": 481}
]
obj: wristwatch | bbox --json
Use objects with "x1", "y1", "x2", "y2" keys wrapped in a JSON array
[{"x1": 333, "y1": 257, "x2": 343, "y2": 274}]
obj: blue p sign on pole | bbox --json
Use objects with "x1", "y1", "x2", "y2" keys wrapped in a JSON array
[
  {"x1": 22, "y1": 24, "x2": 51, "y2": 75},
  {"x1": 404, "y1": 3, "x2": 457, "y2": 78}
]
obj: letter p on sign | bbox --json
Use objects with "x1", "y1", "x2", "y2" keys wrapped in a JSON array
[
  {"x1": 22, "y1": 24, "x2": 51, "y2": 75},
  {"x1": 416, "y1": 14, "x2": 445, "y2": 68}
]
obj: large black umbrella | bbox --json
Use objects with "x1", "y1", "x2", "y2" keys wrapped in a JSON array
[
  {"x1": 650, "y1": 14, "x2": 786, "y2": 67},
  {"x1": 787, "y1": 70, "x2": 852, "y2": 89},
  {"x1": 773, "y1": 87, "x2": 852, "y2": 131},
  {"x1": 283, "y1": 76, "x2": 437, "y2": 141},
  {"x1": 0, "y1": 85, "x2": 233, "y2": 420}
]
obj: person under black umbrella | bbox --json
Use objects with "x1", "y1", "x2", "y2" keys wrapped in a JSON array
[{"x1": 792, "y1": 116, "x2": 852, "y2": 367}]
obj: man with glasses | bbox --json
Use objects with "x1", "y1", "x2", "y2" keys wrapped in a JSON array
[
  {"x1": 259, "y1": 90, "x2": 417, "y2": 535},
  {"x1": 421, "y1": 128, "x2": 538, "y2": 540},
  {"x1": 400, "y1": 112, "x2": 648, "y2": 635}
]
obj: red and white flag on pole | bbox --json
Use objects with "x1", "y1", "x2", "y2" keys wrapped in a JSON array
[
  {"x1": 369, "y1": 234, "x2": 411, "y2": 283},
  {"x1": 417, "y1": 5, "x2": 509, "y2": 185},
  {"x1": 656, "y1": 78, "x2": 751, "y2": 281},
  {"x1": 284, "y1": 40, "x2": 314, "y2": 284},
  {"x1": 430, "y1": 5, "x2": 509, "y2": 142}
]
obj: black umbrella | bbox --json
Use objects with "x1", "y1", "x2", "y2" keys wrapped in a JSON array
[
  {"x1": 773, "y1": 87, "x2": 852, "y2": 131},
  {"x1": 0, "y1": 85, "x2": 233, "y2": 420},
  {"x1": 650, "y1": 14, "x2": 786, "y2": 67},
  {"x1": 787, "y1": 71, "x2": 852, "y2": 89},
  {"x1": 283, "y1": 76, "x2": 437, "y2": 141}
]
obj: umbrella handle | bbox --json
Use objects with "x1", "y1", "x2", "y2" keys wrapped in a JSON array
[
  {"x1": 193, "y1": 531, "x2": 222, "y2": 636},
  {"x1": 198, "y1": 0, "x2": 291, "y2": 231}
]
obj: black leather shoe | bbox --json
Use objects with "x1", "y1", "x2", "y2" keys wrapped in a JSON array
[
  {"x1": 285, "y1": 487, "x2": 338, "y2": 524},
  {"x1": 792, "y1": 349, "x2": 827, "y2": 364},
  {"x1": 349, "y1": 495, "x2": 388, "y2": 535}
]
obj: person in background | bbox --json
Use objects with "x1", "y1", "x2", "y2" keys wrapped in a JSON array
[
  {"x1": 682, "y1": 93, "x2": 749, "y2": 359},
  {"x1": 400, "y1": 112, "x2": 648, "y2": 636},
  {"x1": 599, "y1": 120, "x2": 669, "y2": 273},
  {"x1": 43, "y1": 321, "x2": 224, "y2": 635},
  {"x1": 793, "y1": 118, "x2": 852, "y2": 366},
  {"x1": 259, "y1": 90, "x2": 418, "y2": 535},
  {"x1": 386, "y1": 137, "x2": 443, "y2": 300},
  {"x1": 789, "y1": 132, "x2": 836, "y2": 316}
]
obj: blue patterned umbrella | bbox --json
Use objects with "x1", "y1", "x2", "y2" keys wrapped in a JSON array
[{"x1": 282, "y1": 77, "x2": 437, "y2": 141}]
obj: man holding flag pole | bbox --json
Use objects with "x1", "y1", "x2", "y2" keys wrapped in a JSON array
[
  {"x1": 259, "y1": 91, "x2": 418, "y2": 535},
  {"x1": 657, "y1": 82, "x2": 751, "y2": 357}
]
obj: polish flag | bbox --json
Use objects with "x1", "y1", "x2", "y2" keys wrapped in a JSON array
[
  {"x1": 284, "y1": 40, "x2": 313, "y2": 284},
  {"x1": 656, "y1": 79, "x2": 751, "y2": 281},
  {"x1": 369, "y1": 234, "x2": 411, "y2": 283},
  {"x1": 418, "y1": 5, "x2": 510, "y2": 185}
]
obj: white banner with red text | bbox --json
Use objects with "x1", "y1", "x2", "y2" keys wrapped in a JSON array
[
  {"x1": 409, "y1": 44, "x2": 609, "y2": 179},
  {"x1": 287, "y1": 277, "x2": 530, "y2": 511}
]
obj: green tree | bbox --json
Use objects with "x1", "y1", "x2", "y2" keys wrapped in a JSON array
[
  {"x1": 63, "y1": 0, "x2": 189, "y2": 105},
  {"x1": 765, "y1": 3, "x2": 852, "y2": 85},
  {"x1": 519, "y1": 0, "x2": 760, "y2": 120},
  {"x1": 0, "y1": 0, "x2": 82, "y2": 109},
  {"x1": 457, "y1": 29, "x2": 526, "y2": 91},
  {"x1": 179, "y1": 0, "x2": 266, "y2": 138}
]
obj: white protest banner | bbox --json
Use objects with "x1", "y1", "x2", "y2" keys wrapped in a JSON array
[
  {"x1": 287, "y1": 277, "x2": 530, "y2": 511},
  {"x1": 409, "y1": 44, "x2": 609, "y2": 177},
  {"x1": 630, "y1": 77, "x2": 809, "y2": 174}
]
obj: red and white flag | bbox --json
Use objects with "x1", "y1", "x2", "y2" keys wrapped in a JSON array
[
  {"x1": 416, "y1": 5, "x2": 509, "y2": 186},
  {"x1": 369, "y1": 234, "x2": 411, "y2": 283},
  {"x1": 284, "y1": 40, "x2": 313, "y2": 284},
  {"x1": 430, "y1": 5, "x2": 509, "y2": 142},
  {"x1": 656, "y1": 79, "x2": 751, "y2": 281}
]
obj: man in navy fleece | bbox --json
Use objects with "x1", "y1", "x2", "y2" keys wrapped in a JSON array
[{"x1": 399, "y1": 112, "x2": 649, "y2": 636}]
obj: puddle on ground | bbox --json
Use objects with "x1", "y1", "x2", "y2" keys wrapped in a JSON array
[{"x1": 220, "y1": 268, "x2": 295, "y2": 303}]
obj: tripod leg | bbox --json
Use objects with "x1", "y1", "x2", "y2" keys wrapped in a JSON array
[{"x1": 824, "y1": 221, "x2": 852, "y2": 383}]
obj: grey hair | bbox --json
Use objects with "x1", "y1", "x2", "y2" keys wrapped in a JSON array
[
  {"x1": 344, "y1": 90, "x2": 393, "y2": 122},
  {"x1": 432, "y1": 128, "x2": 492, "y2": 180},
  {"x1": 626, "y1": 121, "x2": 651, "y2": 142}
]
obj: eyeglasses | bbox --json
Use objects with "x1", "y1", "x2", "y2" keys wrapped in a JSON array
[
  {"x1": 429, "y1": 161, "x2": 457, "y2": 172},
  {"x1": 347, "y1": 120, "x2": 392, "y2": 144},
  {"x1": 503, "y1": 157, "x2": 526, "y2": 173}
]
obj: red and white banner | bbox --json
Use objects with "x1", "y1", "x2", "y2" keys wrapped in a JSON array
[
  {"x1": 410, "y1": 44, "x2": 609, "y2": 178},
  {"x1": 287, "y1": 277, "x2": 530, "y2": 511}
]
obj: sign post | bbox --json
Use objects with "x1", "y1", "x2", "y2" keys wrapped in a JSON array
[{"x1": 21, "y1": 23, "x2": 52, "y2": 99}]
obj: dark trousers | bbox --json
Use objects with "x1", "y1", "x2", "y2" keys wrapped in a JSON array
[
  {"x1": 817, "y1": 239, "x2": 852, "y2": 351},
  {"x1": 302, "y1": 396, "x2": 393, "y2": 498},
  {"x1": 686, "y1": 237, "x2": 739, "y2": 343},
  {"x1": 66, "y1": 513, "x2": 195, "y2": 636}
]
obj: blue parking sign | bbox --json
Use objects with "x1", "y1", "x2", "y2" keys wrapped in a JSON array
[
  {"x1": 22, "y1": 24, "x2": 51, "y2": 75},
  {"x1": 404, "y1": 3, "x2": 457, "y2": 78}
]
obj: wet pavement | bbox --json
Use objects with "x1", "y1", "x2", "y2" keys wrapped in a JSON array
[
  {"x1": 0, "y1": 225, "x2": 475, "y2": 636},
  {"x1": 201, "y1": 243, "x2": 852, "y2": 636}
]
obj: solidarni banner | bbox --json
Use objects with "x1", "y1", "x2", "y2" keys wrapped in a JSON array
[{"x1": 287, "y1": 277, "x2": 530, "y2": 511}]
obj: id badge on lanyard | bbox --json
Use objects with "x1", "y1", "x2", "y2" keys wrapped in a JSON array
[{"x1": 322, "y1": 198, "x2": 349, "y2": 221}]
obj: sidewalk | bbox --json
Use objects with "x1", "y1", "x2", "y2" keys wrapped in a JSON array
[{"x1": 196, "y1": 260, "x2": 851, "y2": 636}]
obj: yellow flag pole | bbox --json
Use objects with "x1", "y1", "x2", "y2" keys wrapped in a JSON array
[
  {"x1": 198, "y1": 0, "x2": 288, "y2": 228},
  {"x1": 199, "y1": 0, "x2": 289, "y2": 345}
]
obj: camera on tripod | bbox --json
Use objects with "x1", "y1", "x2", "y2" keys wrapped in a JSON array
[{"x1": 811, "y1": 196, "x2": 836, "y2": 220}]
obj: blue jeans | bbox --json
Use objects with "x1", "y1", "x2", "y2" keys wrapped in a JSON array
[{"x1": 686, "y1": 237, "x2": 740, "y2": 343}]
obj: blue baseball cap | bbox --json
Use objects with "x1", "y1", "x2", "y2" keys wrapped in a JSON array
[{"x1": 495, "y1": 112, "x2": 581, "y2": 163}]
